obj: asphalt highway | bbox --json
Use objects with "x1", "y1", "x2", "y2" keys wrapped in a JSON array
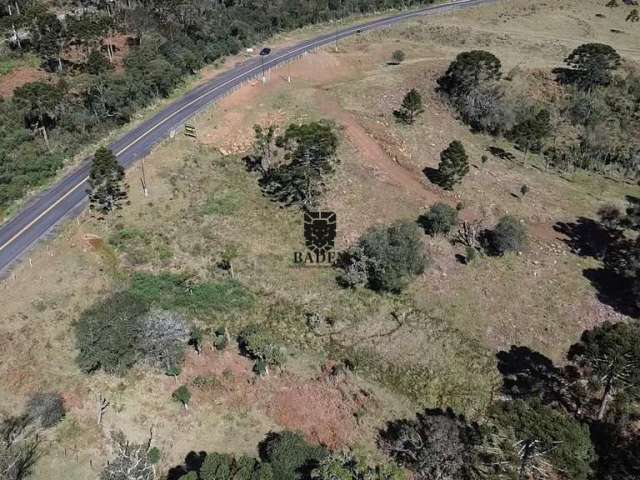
[{"x1": 0, "y1": 0, "x2": 495, "y2": 276}]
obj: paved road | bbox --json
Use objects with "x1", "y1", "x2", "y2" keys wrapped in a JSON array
[{"x1": 0, "y1": 0, "x2": 494, "y2": 276}]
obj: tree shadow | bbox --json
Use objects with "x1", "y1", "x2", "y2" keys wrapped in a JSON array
[
  {"x1": 422, "y1": 166, "x2": 442, "y2": 186},
  {"x1": 551, "y1": 67, "x2": 579, "y2": 86},
  {"x1": 486, "y1": 146, "x2": 516, "y2": 162},
  {"x1": 495, "y1": 346, "x2": 579, "y2": 412},
  {"x1": 554, "y1": 216, "x2": 638, "y2": 317},
  {"x1": 584, "y1": 267, "x2": 639, "y2": 318},
  {"x1": 167, "y1": 451, "x2": 207, "y2": 480},
  {"x1": 553, "y1": 217, "x2": 620, "y2": 259}
]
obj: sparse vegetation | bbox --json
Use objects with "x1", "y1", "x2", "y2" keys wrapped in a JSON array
[{"x1": 2, "y1": 2, "x2": 640, "y2": 479}]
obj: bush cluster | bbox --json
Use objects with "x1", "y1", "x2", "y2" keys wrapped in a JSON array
[{"x1": 338, "y1": 221, "x2": 428, "y2": 293}]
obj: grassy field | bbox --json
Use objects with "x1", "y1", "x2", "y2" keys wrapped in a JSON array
[{"x1": 1, "y1": 0, "x2": 639, "y2": 477}]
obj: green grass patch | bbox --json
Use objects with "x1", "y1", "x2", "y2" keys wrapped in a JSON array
[
  {"x1": 202, "y1": 190, "x2": 243, "y2": 216},
  {"x1": 109, "y1": 227, "x2": 147, "y2": 248},
  {"x1": 0, "y1": 54, "x2": 40, "y2": 76},
  {"x1": 128, "y1": 272, "x2": 254, "y2": 315},
  {"x1": 333, "y1": 343, "x2": 497, "y2": 418}
]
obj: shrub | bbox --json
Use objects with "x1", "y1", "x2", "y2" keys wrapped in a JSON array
[
  {"x1": 25, "y1": 392, "x2": 65, "y2": 428},
  {"x1": 391, "y1": 50, "x2": 405, "y2": 64},
  {"x1": 311, "y1": 452, "x2": 406, "y2": 479},
  {"x1": 419, "y1": 203, "x2": 459, "y2": 235},
  {"x1": 486, "y1": 215, "x2": 527, "y2": 255},
  {"x1": 172, "y1": 385, "x2": 191, "y2": 409},
  {"x1": 74, "y1": 292, "x2": 147, "y2": 375},
  {"x1": 259, "y1": 431, "x2": 327, "y2": 480},
  {"x1": 238, "y1": 325, "x2": 286, "y2": 371},
  {"x1": 339, "y1": 221, "x2": 427, "y2": 293},
  {"x1": 138, "y1": 310, "x2": 189, "y2": 373}
]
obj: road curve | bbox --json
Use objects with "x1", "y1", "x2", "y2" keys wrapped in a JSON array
[{"x1": 0, "y1": 0, "x2": 494, "y2": 276}]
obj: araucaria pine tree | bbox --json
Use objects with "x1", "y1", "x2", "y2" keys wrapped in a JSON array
[
  {"x1": 395, "y1": 88, "x2": 424, "y2": 124},
  {"x1": 436, "y1": 140, "x2": 469, "y2": 190},
  {"x1": 87, "y1": 146, "x2": 128, "y2": 216}
]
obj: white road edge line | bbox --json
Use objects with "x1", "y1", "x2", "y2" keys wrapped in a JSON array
[{"x1": 0, "y1": 0, "x2": 479, "y2": 254}]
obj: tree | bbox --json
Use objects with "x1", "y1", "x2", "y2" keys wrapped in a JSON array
[
  {"x1": 172, "y1": 385, "x2": 191, "y2": 410},
  {"x1": 437, "y1": 50, "x2": 502, "y2": 98},
  {"x1": 0, "y1": 415, "x2": 39, "y2": 480},
  {"x1": 391, "y1": 50, "x2": 405, "y2": 64},
  {"x1": 418, "y1": 202, "x2": 458, "y2": 235},
  {"x1": 100, "y1": 431, "x2": 154, "y2": 480},
  {"x1": 87, "y1": 146, "x2": 128, "y2": 216},
  {"x1": 339, "y1": 221, "x2": 427, "y2": 293},
  {"x1": 507, "y1": 109, "x2": 552, "y2": 162},
  {"x1": 627, "y1": 9, "x2": 639, "y2": 22},
  {"x1": 30, "y1": 13, "x2": 66, "y2": 72},
  {"x1": 200, "y1": 452, "x2": 233, "y2": 480},
  {"x1": 489, "y1": 400, "x2": 595, "y2": 480},
  {"x1": 259, "y1": 431, "x2": 327, "y2": 480},
  {"x1": 453, "y1": 83, "x2": 512, "y2": 134},
  {"x1": 12, "y1": 81, "x2": 64, "y2": 131},
  {"x1": 252, "y1": 124, "x2": 278, "y2": 172},
  {"x1": 87, "y1": 49, "x2": 114, "y2": 75},
  {"x1": 138, "y1": 310, "x2": 189, "y2": 374},
  {"x1": 434, "y1": 140, "x2": 469, "y2": 190},
  {"x1": 74, "y1": 292, "x2": 147, "y2": 375},
  {"x1": 595, "y1": 428, "x2": 640, "y2": 480},
  {"x1": 379, "y1": 408, "x2": 480, "y2": 480},
  {"x1": 260, "y1": 121, "x2": 338, "y2": 208},
  {"x1": 486, "y1": 215, "x2": 528, "y2": 255},
  {"x1": 563, "y1": 43, "x2": 621, "y2": 90},
  {"x1": 394, "y1": 89, "x2": 424, "y2": 124},
  {"x1": 311, "y1": 452, "x2": 406, "y2": 480},
  {"x1": 568, "y1": 321, "x2": 640, "y2": 420}
]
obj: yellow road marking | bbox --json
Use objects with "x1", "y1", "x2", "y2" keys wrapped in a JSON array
[{"x1": 0, "y1": 0, "x2": 473, "y2": 255}]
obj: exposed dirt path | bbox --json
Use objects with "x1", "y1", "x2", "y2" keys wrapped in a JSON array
[{"x1": 315, "y1": 91, "x2": 439, "y2": 204}]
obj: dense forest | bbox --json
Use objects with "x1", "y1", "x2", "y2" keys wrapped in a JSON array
[{"x1": 0, "y1": 0, "x2": 439, "y2": 215}]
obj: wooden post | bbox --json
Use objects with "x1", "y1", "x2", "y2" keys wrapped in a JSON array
[{"x1": 140, "y1": 158, "x2": 148, "y2": 197}]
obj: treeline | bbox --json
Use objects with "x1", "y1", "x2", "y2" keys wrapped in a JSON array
[
  {"x1": 88, "y1": 318, "x2": 639, "y2": 480},
  {"x1": 0, "y1": 0, "x2": 436, "y2": 213},
  {"x1": 435, "y1": 44, "x2": 640, "y2": 177}
]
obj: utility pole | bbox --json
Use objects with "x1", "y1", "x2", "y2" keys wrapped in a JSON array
[
  {"x1": 259, "y1": 47, "x2": 271, "y2": 84},
  {"x1": 140, "y1": 158, "x2": 148, "y2": 197}
]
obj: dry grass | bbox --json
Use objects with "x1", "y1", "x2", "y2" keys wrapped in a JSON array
[{"x1": 1, "y1": 0, "x2": 640, "y2": 477}]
